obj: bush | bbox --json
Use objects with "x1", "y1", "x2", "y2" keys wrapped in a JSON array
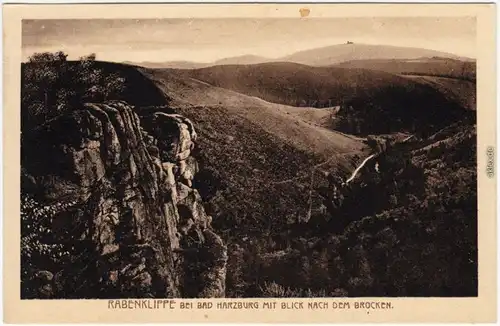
[
  {"x1": 20, "y1": 194, "x2": 74, "y2": 298},
  {"x1": 21, "y1": 51, "x2": 125, "y2": 131}
]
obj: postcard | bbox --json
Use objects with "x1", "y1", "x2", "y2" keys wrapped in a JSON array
[{"x1": 3, "y1": 3, "x2": 497, "y2": 323}]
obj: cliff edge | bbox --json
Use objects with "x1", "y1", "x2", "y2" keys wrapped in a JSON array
[{"x1": 21, "y1": 100, "x2": 227, "y2": 299}]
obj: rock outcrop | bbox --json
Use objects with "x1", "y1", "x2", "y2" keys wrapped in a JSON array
[{"x1": 21, "y1": 100, "x2": 227, "y2": 299}]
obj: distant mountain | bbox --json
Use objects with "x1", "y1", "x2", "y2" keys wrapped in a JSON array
[
  {"x1": 213, "y1": 54, "x2": 271, "y2": 66},
  {"x1": 124, "y1": 55, "x2": 271, "y2": 69},
  {"x1": 123, "y1": 60, "x2": 209, "y2": 69},
  {"x1": 281, "y1": 43, "x2": 471, "y2": 66},
  {"x1": 126, "y1": 43, "x2": 473, "y2": 69}
]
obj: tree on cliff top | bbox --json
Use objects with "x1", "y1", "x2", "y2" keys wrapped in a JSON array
[{"x1": 22, "y1": 51, "x2": 125, "y2": 131}]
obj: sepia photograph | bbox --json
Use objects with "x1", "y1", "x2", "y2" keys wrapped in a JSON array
[
  {"x1": 3, "y1": 3, "x2": 496, "y2": 323},
  {"x1": 19, "y1": 15, "x2": 480, "y2": 300}
]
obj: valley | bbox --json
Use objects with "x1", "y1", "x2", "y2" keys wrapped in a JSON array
[{"x1": 20, "y1": 42, "x2": 478, "y2": 299}]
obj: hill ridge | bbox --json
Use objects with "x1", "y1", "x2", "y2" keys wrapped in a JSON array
[{"x1": 125, "y1": 43, "x2": 473, "y2": 69}]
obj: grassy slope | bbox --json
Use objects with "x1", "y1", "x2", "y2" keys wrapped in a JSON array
[
  {"x1": 179, "y1": 62, "x2": 418, "y2": 108},
  {"x1": 175, "y1": 62, "x2": 470, "y2": 116},
  {"x1": 279, "y1": 106, "x2": 339, "y2": 128},
  {"x1": 139, "y1": 65, "x2": 369, "y2": 216},
  {"x1": 169, "y1": 62, "x2": 470, "y2": 136},
  {"x1": 141, "y1": 67, "x2": 367, "y2": 159}
]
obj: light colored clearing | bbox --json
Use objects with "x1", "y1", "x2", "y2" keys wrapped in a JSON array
[{"x1": 143, "y1": 69, "x2": 367, "y2": 159}]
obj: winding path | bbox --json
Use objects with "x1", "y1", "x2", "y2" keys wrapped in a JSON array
[
  {"x1": 345, "y1": 135, "x2": 414, "y2": 185},
  {"x1": 344, "y1": 154, "x2": 376, "y2": 184},
  {"x1": 344, "y1": 133, "x2": 414, "y2": 185}
]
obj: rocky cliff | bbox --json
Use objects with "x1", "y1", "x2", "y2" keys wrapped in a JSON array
[{"x1": 21, "y1": 100, "x2": 227, "y2": 299}]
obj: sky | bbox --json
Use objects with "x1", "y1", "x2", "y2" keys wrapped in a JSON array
[{"x1": 22, "y1": 17, "x2": 476, "y2": 63}]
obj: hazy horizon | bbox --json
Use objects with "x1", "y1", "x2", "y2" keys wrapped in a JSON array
[{"x1": 22, "y1": 17, "x2": 476, "y2": 63}]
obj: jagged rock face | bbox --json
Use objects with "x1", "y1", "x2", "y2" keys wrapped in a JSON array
[{"x1": 21, "y1": 100, "x2": 227, "y2": 299}]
